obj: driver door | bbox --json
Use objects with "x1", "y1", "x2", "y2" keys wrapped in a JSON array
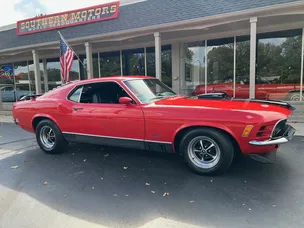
[{"x1": 63, "y1": 81, "x2": 145, "y2": 149}]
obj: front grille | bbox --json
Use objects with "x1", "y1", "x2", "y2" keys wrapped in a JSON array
[
  {"x1": 256, "y1": 125, "x2": 272, "y2": 137},
  {"x1": 271, "y1": 119, "x2": 288, "y2": 139}
]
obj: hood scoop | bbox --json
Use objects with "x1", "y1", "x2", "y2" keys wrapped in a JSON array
[{"x1": 196, "y1": 93, "x2": 228, "y2": 100}]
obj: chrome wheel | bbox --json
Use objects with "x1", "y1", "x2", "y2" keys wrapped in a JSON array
[
  {"x1": 40, "y1": 126, "x2": 56, "y2": 149},
  {"x1": 187, "y1": 136, "x2": 221, "y2": 169},
  {"x1": 290, "y1": 93, "x2": 304, "y2": 101}
]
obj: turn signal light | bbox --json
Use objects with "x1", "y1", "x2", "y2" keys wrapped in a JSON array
[{"x1": 242, "y1": 125, "x2": 253, "y2": 137}]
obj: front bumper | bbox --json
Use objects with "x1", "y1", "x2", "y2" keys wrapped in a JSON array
[{"x1": 249, "y1": 125, "x2": 295, "y2": 146}]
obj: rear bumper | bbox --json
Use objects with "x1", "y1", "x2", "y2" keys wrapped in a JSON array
[
  {"x1": 249, "y1": 125, "x2": 295, "y2": 146},
  {"x1": 13, "y1": 117, "x2": 19, "y2": 125}
]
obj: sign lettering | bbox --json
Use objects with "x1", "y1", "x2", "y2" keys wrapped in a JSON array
[{"x1": 17, "y1": 1, "x2": 119, "y2": 35}]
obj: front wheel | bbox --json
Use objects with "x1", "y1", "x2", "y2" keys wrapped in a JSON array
[
  {"x1": 179, "y1": 128, "x2": 234, "y2": 175},
  {"x1": 36, "y1": 119, "x2": 68, "y2": 154}
]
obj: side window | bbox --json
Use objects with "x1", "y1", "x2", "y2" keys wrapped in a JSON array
[
  {"x1": 68, "y1": 82, "x2": 134, "y2": 104},
  {"x1": 68, "y1": 86, "x2": 83, "y2": 102},
  {"x1": 83, "y1": 82, "x2": 133, "y2": 104},
  {"x1": 5, "y1": 87, "x2": 14, "y2": 91}
]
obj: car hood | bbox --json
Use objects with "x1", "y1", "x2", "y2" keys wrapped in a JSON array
[{"x1": 153, "y1": 96, "x2": 294, "y2": 120}]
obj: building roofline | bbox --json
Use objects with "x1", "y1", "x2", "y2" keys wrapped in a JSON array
[
  {"x1": 0, "y1": 23, "x2": 16, "y2": 32},
  {"x1": 0, "y1": 0, "x2": 303, "y2": 54},
  {"x1": 0, "y1": 0, "x2": 147, "y2": 32}
]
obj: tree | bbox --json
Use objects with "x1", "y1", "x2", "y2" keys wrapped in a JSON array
[{"x1": 207, "y1": 43, "x2": 234, "y2": 83}]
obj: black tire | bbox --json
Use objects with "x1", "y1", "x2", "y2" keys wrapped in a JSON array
[
  {"x1": 35, "y1": 119, "x2": 68, "y2": 154},
  {"x1": 286, "y1": 91, "x2": 303, "y2": 101},
  {"x1": 179, "y1": 128, "x2": 234, "y2": 175}
]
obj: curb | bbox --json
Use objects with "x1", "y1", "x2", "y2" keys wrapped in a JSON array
[{"x1": 0, "y1": 112, "x2": 12, "y2": 116}]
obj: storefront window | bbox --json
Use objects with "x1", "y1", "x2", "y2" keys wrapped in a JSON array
[
  {"x1": 146, "y1": 47, "x2": 155, "y2": 77},
  {"x1": 93, "y1": 54, "x2": 99, "y2": 78},
  {"x1": 146, "y1": 45, "x2": 172, "y2": 87},
  {"x1": 47, "y1": 57, "x2": 80, "y2": 90},
  {"x1": 46, "y1": 58, "x2": 61, "y2": 90},
  {"x1": 122, "y1": 48, "x2": 145, "y2": 75},
  {"x1": 100, "y1": 51, "x2": 121, "y2": 77},
  {"x1": 81, "y1": 53, "x2": 99, "y2": 79},
  {"x1": 235, "y1": 35, "x2": 250, "y2": 98},
  {"x1": 14, "y1": 61, "x2": 31, "y2": 96},
  {"x1": 70, "y1": 60, "x2": 80, "y2": 81},
  {"x1": 0, "y1": 63, "x2": 15, "y2": 102},
  {"x1": 28, "y1": 60, "x2": 45, "y2": 93},
  {"x1": 162, "y1": 47, "x2": 172, "y2": 88},
  {"x1": 181, "y1": 41, "x2": 205, "y2": 94},
  {"x1": 207, "y1": 38, "x2": 234, "y2": 97},
  {"x1": 256, "y1": 29, "x2": 302, "y2": 101}
]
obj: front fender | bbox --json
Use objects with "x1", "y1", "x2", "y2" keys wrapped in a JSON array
[{"x1": 171, "y1": 122, "x2": 239, "y2": 152}]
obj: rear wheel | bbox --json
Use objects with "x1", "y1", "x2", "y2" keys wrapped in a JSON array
[
  {"x1": 286, "y1": 92, "x2": 304, "y2": 101},
  {"x1": 179, "y1": 128, "x2": 234, "y2": 175},
  {"x1": 36, "y1": 119, "x2": 68, "y2": 154}
]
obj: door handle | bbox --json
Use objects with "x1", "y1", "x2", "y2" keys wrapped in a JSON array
[{"x1": 73, "y1": 107, "x2": 83, "y2": 111}]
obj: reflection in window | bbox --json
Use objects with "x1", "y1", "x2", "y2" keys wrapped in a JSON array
[
  {"x1": 0, "y1": 63, "x2": 14, "y2": 87},
  {"x1": 0, "y1": 63, "x2": 15, "y2": 102},
  {"x1": 207, "y1": 38, "x2": 234, "y2": 87},
  {"x1": 82, "y1": 53, "x2": 99, "y2": 79},
  {"x1": 146, "y1": 48, "x2": 155, "y2": 77},
  {"x1": 124, "y1": 78, "x2": 176, "y2": 103},
  {"x1": 162, "y1": 48, "x2": 172, "y2": 88},
  {"x1": 235, "y1": 36, "x2": 250, "y2": 98},
  {"x1": 146, "y1": 45, "x2": 172, "y2": 87},
  {"x1": 68, "y1": 87, "x2": 83, "y2": 102},
  {"x1": 70, "y1": 60, "x2": 80, "y2": 81},
  {"x1": 181, "y1": 41, "x2": 205, "y2": 94},
  {"x1": 256, "y1": 29, "x2": 302, "y2": 101},
  {"x1": 122, "y1": 48, "x2": 145, "y2": 75},
  {"x1": 93, "y1": 56, "x2": 99, "y2": 78},
  {"x1": 28, "y1": 60, "x2": 44, "y2": 93},
  {"x1": 100, "y1": 51, "x2": 121, "y2": 77},
  {"x1": 47, "y1": 58, "x2": 80, "y2": 90},
  {"x1": 14, "y1": 61, "x2": 31, "y2": 93}
]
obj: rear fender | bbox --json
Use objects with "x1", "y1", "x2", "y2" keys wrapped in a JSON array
[
  {"x1": 31, "y1": 114, "x2": 61, "y2": 131},
  {"x1": 171, "y1": 122, "x2": 239, "y2": 152}
]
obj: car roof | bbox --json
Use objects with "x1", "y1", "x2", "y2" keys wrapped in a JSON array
[
  {"x1": 43, "y1": 75, "x2": 156, "y2": 97},
  {"x1": 80, "y1": 75, "x2": 153, "y2": 82},
  {"x1": 68, "y1": 75, "x2": 155, "y2": 87}
]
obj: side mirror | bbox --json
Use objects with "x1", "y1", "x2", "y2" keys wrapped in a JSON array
[{"x1": 119, "y1": 97, "x2": 132, "y2": 105}]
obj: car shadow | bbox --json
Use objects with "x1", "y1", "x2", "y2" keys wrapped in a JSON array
[{"x1": 0, "y1": 137, "x2": 302, "y2": 228}]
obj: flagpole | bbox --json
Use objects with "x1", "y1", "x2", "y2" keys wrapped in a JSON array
[{"x1": 58, "y1": 31, "x2": 86, "y2": 68}]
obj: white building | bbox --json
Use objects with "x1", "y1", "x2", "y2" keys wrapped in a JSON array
[{"x1": 0, "y1": 0, "x2": 304, "y2": 107}]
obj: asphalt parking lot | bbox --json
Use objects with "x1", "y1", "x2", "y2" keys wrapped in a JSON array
[{"x1": 0, "y1": 123, "x2": 304, "y2": 228}]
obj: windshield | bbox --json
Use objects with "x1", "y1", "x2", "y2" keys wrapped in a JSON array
[{"x1": 123, "y1": 78, "x2": 176, "y2": 103}]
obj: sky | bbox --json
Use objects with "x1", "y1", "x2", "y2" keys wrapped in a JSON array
[{"x1": 1, "y1": 0, "x2": 112, "y2": 27}]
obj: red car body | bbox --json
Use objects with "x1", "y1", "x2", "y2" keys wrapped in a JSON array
[
  {"x1": 12, "y1": 76, "x2": 296, "y2": 175},
  {"x1": 193, "y1": 82, "x2": 302, "y2": 100}
]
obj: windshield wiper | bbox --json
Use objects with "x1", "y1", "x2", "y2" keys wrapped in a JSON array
[
  {"x1": 149, "y1": 94, "x2": 180, "y2": 102},
  {"x1": 149, "y1": 96, "x2": 166, "y2": 101}
]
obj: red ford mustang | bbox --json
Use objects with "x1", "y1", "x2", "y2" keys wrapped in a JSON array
[{"x1": 12, "y1": 76, "x2": 296, "y2": 175}]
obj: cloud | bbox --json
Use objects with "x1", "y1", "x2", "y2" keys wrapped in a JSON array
[
  {"x1": 14, "y1": 0, "x2": 48, "y2": 18},
  {"x1": 39, "y1": 0, "x2": 111, "y2": 14}
]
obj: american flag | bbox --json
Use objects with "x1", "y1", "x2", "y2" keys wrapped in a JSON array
[{"x1": 59, "y1": 35, "x2": 74, "y2": 83}]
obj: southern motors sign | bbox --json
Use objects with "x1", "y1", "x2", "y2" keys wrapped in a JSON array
[{"x1": 16, "y1": 1, "x2": 120, "y2": 35}]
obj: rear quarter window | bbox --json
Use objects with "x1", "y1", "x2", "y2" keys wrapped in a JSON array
[{"x1": 68, "y1": 87, "x2": 83, "y2": 102}]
